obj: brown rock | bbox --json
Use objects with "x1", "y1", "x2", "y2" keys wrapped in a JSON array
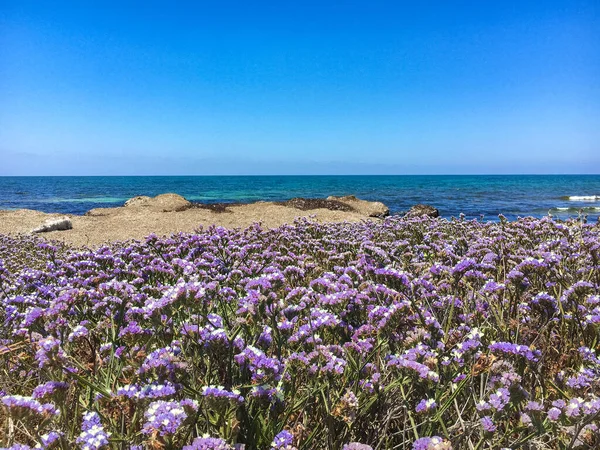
[
  {"x1": 404, "y1": 204, "x2": 440, "y2": 218},
  {"x1": 124, "y1": 196, "x2": 151, "y2": 207},
  {"x1": 191, "y1": 203, "x2": 233, "y2": 214},
  {"x1": 327, "y1": 195, "x2": 390, "y2": 218},
  {"x1": 276, "y1": 198, "x2": 355, "y2": 212},
  {"x1": 124, "y1": 193, "x2": 191, "y2": 212}
]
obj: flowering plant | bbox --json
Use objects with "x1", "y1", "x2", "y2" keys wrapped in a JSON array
[{"x1": 1, "y1": 215, "x2": 599, "y2": 448}]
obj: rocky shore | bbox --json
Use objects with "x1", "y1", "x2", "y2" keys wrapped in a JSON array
[{"x1": 0, "y1": 193, "x2": 390, "y2": 247}]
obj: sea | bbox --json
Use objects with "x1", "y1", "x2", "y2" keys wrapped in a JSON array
[{"x1": 1, "y1": 175, "x2": 599, "y2": 222}]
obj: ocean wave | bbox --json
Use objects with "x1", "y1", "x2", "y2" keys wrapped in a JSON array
[
  {"x1": 561, "y1": 195, "x2": 600, "y2": 201},
  {"x1": 551, "y1": 206, "x2": 600, "y2": 212}
]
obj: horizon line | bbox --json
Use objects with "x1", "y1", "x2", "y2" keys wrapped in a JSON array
[{"x1": 1, "y1": 173, "x2": 600, "y2": 178}]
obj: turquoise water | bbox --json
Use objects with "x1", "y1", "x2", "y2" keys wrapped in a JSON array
[{"x1": 1, "y1": 175, "x2": 599, "y2": 221}]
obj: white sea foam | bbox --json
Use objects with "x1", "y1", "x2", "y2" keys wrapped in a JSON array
[
  {"x1": 568, "y1": 195, "x2": 600, "y2": 201},
  {"x1": 552, "y1": 206, "x2": 600, "y2": 212}
]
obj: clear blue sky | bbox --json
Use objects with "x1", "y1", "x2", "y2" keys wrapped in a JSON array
[{"x1": 1, "y1": 1, "x2": 598, "y2": 175}]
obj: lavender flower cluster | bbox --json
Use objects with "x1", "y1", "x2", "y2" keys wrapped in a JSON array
[{"x1": 1, "y1": 215, "x2": 599, "y2": 449}]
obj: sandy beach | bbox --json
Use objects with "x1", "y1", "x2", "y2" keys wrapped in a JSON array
[{"x1": 0, "y1": 193, "x2": 389, "y2": 247}]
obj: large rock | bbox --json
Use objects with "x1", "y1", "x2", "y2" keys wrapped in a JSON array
[
  {"x1": 404, "y1": 204, "x2": 440, "y2": 218},
  {"x1": 32, "y1": 217, "x2": 73, "y2": 233},
  {"x1": 124, "y1": 196, "x2": 151, "y2": 207},
  {"x1": 327, "y1": 195, "x2": 389, "y2": 218},
  {"x1": 277, "y1": 198, "x2": 355, "y2": 212},
  {"x1": 123, "y1": 193, "x2": 191, "y2": 212}
]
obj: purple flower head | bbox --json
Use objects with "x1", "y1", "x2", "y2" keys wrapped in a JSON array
[
  {"x1": 39, "y1": 430, "x2": 63, "y2": 448},
  {"x1": 76, "y1": 411, "x2": 110, "y2": 450},
  {"x1": 142, "y1": 399, "x2": 198, "y2": 436},
  {"x1": 1, "y1": 395, "x2": 59, "y2": 420},
  {"x1": 451, "y1": 328, "x2": 483, "y2": 359},
  {"x1": 258, "y1": 325, "x2": 273, "y2": 347},
  {"x1": 488, "y1": 388, "x2": 510, "y2": 411},
  {"x1": 124, "y1": 382, "x2": 180, "y2": 399},
  {"x1": 202, "y1": 385, "x2": 244, "y2": 404},
  {"x1": 342, "y1": 444, "x2": 373, "y2": 450},
  {"x1": 565, "y1": 398, "x2": 584, "y2": 417},
  {"x1": 452, "y1": 258, "x2": 477, "y2": 275},
  {"x1": 32, "y1": 381, "x2": 69, "y2": 400},
  {"x1": 249, "y1": 385, "x2": 285, "y2": 409},
  {"x1": 412, "y1": 436, "x2": 452, "y2": 450},
  {"x1": 387, "y1": 354, "x2": 439, "y2": 382},
  {"x1": 415, "y1": 398, "x2": 437, "y2": 413},
  {"x1": 525, "y1": 401, "x2": 543, "y2": 411},
  {"x1": 271, "y1": 430, "x2": 295, "y2": 449},
  {"x1": 488, "y1": 341, "x2": 540, "y2": 362},
  {"x1": 183, "y1": 436, "x2": 232, "y2": 450},
  {"x1": 116, "y1": 384, "x2": 139, "y2": 398},
  {"x1": 138, "y1": 345, "x2": 185, "y2": 380},
  {"x1": 520, "y1": 413, "x2": 532, "y2": 426},
  {"x1": 118, "y1": 321, "x2": 151, "y2": 340},
  {"x1": 68, "y1": 324, "x2": 89, "y2": 342},
  {"x1": 552, "y1": 399, "x2": 566, "y2": 409},
  {"x1": 235, "y1": 346, "x2": 282, "y2": 383},
  {"x1": 34, "y1": 336, "x2": 67, "y2": 368},
  {"x1": 481, "y1": 416, "x2": 496, "y2": 432},
  {"x1": 374, "y1": 266, "x2": 410, "y2": 285},
  {"x1": 482, "y1": 279, "x2": 505, "y2": 293},
  {"x1": 547, "y1": 407, "x2": 562, "y2": 421}
]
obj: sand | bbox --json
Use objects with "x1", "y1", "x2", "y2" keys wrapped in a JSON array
[{"x1": 0, "y1": 194, "x2": 389, "y2": 248}]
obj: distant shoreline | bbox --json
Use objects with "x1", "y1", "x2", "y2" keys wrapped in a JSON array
[
  {"x1": 1, "y1": 174, "x2": 599, "y2": 221},
  {"x1": 0, "y1": 194, "x2": 390, "y2": 247}
]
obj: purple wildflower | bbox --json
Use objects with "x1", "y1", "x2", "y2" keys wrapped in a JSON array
[
  {"x1": 412, "y1": 436, "x2": 452, "y2": 450},
  {"x1": 416, "y1": 398, "x2": 437, "y2": 413},
  {"x1": 182, "y1": 437, "x2": 232, "y2": 450},
  {"x1": 76, "y1": 411, "x2": 110, "y2": 450},
  {"x1": 202, "y1": 385, "x2": 244, "y2": 404},
  {"x1": 32, "y1": 381, "x2": 69, "y2": 400},
  {"x1": 488, "y1": 341, "x2": 540, "y2": 362},
  {"x1": 271, "y1": 430, "x2": 295, "y2": 449},
  {"x1": 481, "y1": 416, "x2": 497, "y2": 432},
  {"x1": 342, "y1": 444, "x2": 373, "y2": 450},
  {"x1": 142, "y1": 399, "x2": 198, "y2": 436},
  {"x1": 39, "y1": 430, "x2": 63, "y2": 448},
  {"x1": 547, "y1": 407, "x2": 562, "y2": 421},
  {"x1": 1, "y1": 395, "x2": 59, "y2": 420}
]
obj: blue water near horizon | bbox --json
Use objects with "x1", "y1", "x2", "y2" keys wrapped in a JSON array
[{"x1": 1, "y1": 175, "x2": 600, "y2": 222}]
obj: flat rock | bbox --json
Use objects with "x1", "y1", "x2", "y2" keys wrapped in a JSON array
[
  {"x1": 277, "y1": 197, "x2": 355, "y2": 212},
  {"x1": 327, "y1": 195, "x2": 390, "y2": 218},
  {"x1": 32, "y1": 217, "x2": 73, "y2": 233},
  {"x1": 404, "y1": 204, "x2": 440, "y2": 218},
  {"x1": 124, "y1": 193, "x2": 191, "y2": 212},
  {"x1": 124, "y1": 196, "x2": 151, "y2": 207}
]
